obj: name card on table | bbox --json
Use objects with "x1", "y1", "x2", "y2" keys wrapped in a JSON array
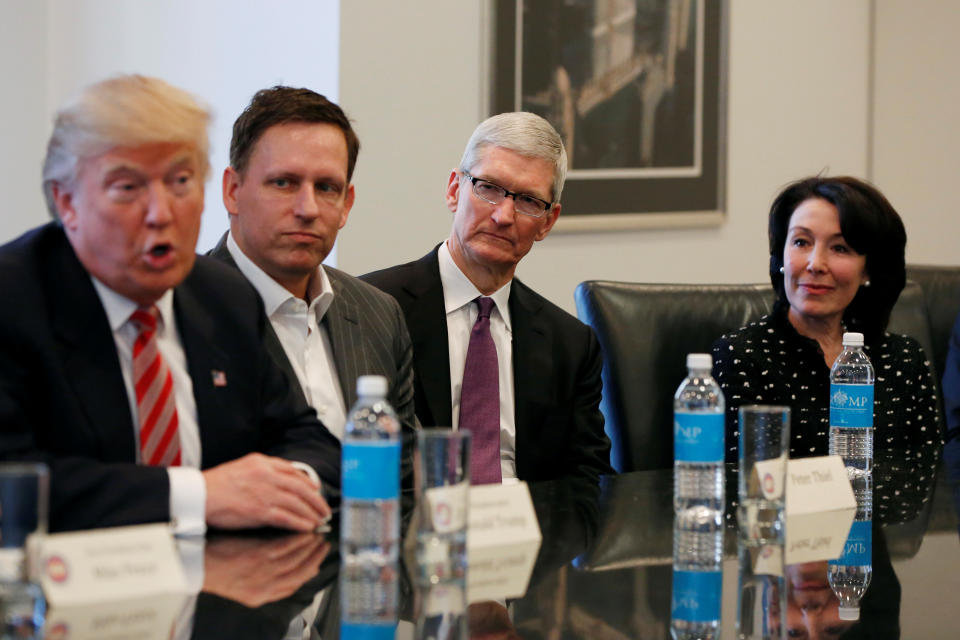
[
  {"x1": 41, "y1": 523, "x2": 188, "y2": 607},
  {"x1": 785, "y1": 456, "x2": 856, "y2": 565},
  {"x1": 467, "y1": 482, "x2": 542, "y2": 602}
]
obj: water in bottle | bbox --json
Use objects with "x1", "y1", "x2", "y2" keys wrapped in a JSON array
[
  {"x1": 828, "y1": 474, "x2": 873, "y2": 621},
  {"x1": 828, "y1": 332, "x2": 875, "y2": 479},
  {"x1": 340, "y1": 375, "x2": 401, "y2": 637},
  {"x1": 672, "y1": 518, "x2": 722, "y2": 640},
  {"x1": 674, "y1": 353, "x2": 725, "y2": 538}
]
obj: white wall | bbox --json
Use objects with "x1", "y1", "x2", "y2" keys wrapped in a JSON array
[
  {"x1": 340, "y1": 0, "x2": 873, "y2": 314},
  {"x1": 0, "y1": 1, "x2": 48, "y2": 241},
  {"x1": 872, "y1": 0, "x2": 960, "y2": 266},
  {"x1": 1, "y1": 1, "x2": 957, "y2": 313},
  {"x1": 0, "y1": 0, "x2": 340, "y2": 253}
]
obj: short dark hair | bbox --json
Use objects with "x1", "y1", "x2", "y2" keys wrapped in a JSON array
[
  {"x1": 768, "y1": 175, "x2": 907, "y2": 340},
  {"x1": 229, "y1": 86, "x2": 359, "y2": 181}
]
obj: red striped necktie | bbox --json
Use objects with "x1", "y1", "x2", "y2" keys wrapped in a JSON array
[{"x1": 130, "y1": 306, "x2": 181, "y2": 466}]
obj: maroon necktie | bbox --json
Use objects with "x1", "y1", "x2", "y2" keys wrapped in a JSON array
[
  {"x1": 459, "y1": 297, "x2": 502, "y2": 485},
  {"x1": 131, "y1": 306, "x2": 181, "y2": 466}
]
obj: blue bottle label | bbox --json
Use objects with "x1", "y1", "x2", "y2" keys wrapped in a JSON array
[
  {"x1": 829, "y1": 383, "x2": 874, "y2": 428},
  {"x1": 671, "y1": 569, "x2": 722, "y2": 622},
  {"x1": 674, "y1": 412, "x2": 724, "y2": 463},
  {"x1": 343, "y1": 441, "x2": 400, "y2": 500},
  {"x1": 829, "y1": 519, "x2": 872, "y2": 567},
  {"x1": 340, "y1": 622, "x2": 397, "y2": 639}
]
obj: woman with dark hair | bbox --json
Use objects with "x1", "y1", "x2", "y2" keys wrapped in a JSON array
[{"x1": 712, "y1": 176, "x2": 942, "y2": 522}]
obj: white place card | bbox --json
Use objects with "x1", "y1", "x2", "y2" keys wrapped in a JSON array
[
  {"x1": 467, "y1": 539, "x2": 541, "y2": 603},
  {"x1": 785, "y1": 456, "x2": 856, "y2": 564},
  {"x1": 41, "y1": 523, "x2": 188, "y2": 608},
  {"x1": 44, "y1": 594, "x2": 186, "y2": 640},
  {"x1": 467, "y1": 482, "x2": 541, "y2": 549},
  {"x1": 465, "y1": 482, "x2": 542, "y2": 602}
]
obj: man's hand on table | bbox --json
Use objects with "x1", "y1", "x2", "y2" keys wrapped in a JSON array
[{"x1": 203, "y1": 453, "x2": 331, "y2": 531}]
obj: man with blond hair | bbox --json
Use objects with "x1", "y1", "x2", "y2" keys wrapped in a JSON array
[{"x1": 0, "y1": 75, "x2": 339, "y2": 533}]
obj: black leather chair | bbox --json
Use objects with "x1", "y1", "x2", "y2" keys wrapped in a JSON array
[
  {"x1": 574, "y1": 282, "x2": 774, "y2": 472},
  {"x1": 906, "y1": 264, "x2": 960, "y2": 381},
  {"x1": 575, "y1": 280, "x2": 933, "y2": 474}
]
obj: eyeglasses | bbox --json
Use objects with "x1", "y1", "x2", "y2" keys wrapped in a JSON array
[{"x1": 461, "y1": 171, "x2": 553, "y2": 218}]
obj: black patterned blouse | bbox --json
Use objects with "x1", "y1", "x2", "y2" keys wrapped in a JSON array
[{"x1": 711, "y1": 308, "x2": 943, "y2": 523}]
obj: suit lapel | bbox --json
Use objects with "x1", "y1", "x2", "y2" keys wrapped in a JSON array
[
  {"x1": 48, "y1": 232, "x2": 137, "y2": 462},
  {"x1": 404, "y1": 251, "x2": 453, "y2": 426},
  {"x1": 323, "y1": 269, "x2": 361, "y2": 410},
  {"x1": 509, "y1": 280, "x2": 553, "y2": 476},
  {"x1": 172, "y1": 280, "x2": 230, "y2": 465}
]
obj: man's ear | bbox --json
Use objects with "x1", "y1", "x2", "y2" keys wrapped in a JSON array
[
  {"x1": 445, "y1": 169, "x2": 461, "y2": 214},
  {"x1": 222, "y1": 166, "x2": 242, "y2": 218},
  {"x1": 51, "y1": 182, "x2": 78, "y2": 231},
  {"x1": 339, "y1": 184, "x2": 355, "y2": 230},
  {"x1": 534, "y1": 203, "x2": 561, "y2": 241}
]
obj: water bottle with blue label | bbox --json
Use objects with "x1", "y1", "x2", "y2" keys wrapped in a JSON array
[
  {"x1": 672, "y1": 519, "x2": 722, "y2": 640},
  {"x1": 829, "y1": 332, "x2": 875, "y2": 482},
  {"x1": 340, "y1": 375, "x2": 401, "y2": 637},
  {"x1": 674, "y1": 353, "x2": 725, "y2": 532},
  {"x1": 829, "y1": 474, "x2": 873, "y2": 621}
]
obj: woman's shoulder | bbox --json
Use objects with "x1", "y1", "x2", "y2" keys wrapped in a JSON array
[
  {"x1": 712, "y1": 315, "x2": 776, "y2": 349},
  {"x1": 873, "y1": 331, "x2": 928, "y2": 357}
]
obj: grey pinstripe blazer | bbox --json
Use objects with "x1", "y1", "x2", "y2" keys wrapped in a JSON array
[{"x1": 208, "y1": 233, "x2": 418, "y2": 497}]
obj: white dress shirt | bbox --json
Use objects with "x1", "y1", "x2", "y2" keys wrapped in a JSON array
[
  {"x1": 438, "y1": 241, "x2": 517, "y2": 481},
  {"x1": 227, "y1": 232, "x2": 348, "y2": 440},
  {"x1": 91, "y1": 279, "x2": 206, "y2": 536}
]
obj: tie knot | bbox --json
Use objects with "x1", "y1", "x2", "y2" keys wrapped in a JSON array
[
  {"x1": 130, "y1": 306, "x2": 160, "y2": 334},
  {"x1": 476, "y1": 296, "x2": 495, "y2": 319}
]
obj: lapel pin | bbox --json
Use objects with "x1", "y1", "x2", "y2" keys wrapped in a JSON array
[{"x1": 211, "y1": 370, "x2": 227, "y2": 387}]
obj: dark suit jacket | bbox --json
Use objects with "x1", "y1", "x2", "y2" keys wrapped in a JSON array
[
  {"x1": 0, "y1": 223, "x2": 341, "y2": 532},
  {"x1": 361, "y1": 246, "x2": 614, "y2": 482},
  {"x1": 208, "y1": 233, "x2": 418, "y2": 500}
]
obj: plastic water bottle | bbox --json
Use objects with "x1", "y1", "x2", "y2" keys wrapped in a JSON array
[
  {"x1": 674, "y1": 353, "x2": 725, "y2": 531},
  {"x1": 828, "y1": 332, "x2": 875, "y2": 480},
  {"x1": 828, "y1": 474, "x2": 873, "y2": 621},
  {"x1": 672, "y1": 353, "x2": 724, "y2": 639},
  {"x1": 340, "y1": 375, "x2": 401, "y2": 637},
  {"x1": 672, "y1": 519, "x2": 722, "y2": 640}
]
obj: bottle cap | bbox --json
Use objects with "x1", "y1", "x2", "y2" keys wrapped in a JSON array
[
  {"x1": 356, "y1": 375, "x2": 388, "y2": 397},
  {"x1": 838, "y1": 606, "x2": 860, "y2": 621},
  {"x1": 842, "y1": 332, "x2": 864, "y2": 347},
  {"x1": 686, "y1": 353, "x2": 712, "y2": 369}
]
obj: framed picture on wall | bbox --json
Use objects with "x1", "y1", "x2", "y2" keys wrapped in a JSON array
[{"x1": 490, "y1": 0, "x2": 727, "y2": 231}]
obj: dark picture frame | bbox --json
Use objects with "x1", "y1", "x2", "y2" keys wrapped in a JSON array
[{"x1": 491, "y1": 0, "x2": 727, "y2": 230}]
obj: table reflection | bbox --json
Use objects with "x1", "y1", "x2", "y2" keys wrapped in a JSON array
[{"x1": 14, "y1": 458, "x2": 957, "y2": 639}]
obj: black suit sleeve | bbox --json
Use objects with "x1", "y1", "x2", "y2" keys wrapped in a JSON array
[
  {"x1": 0, "y1": 324, "x2": 170, "y2": 531},
  {"x1": 568, "y1": 327, "x2": 616, "y2": 481}
]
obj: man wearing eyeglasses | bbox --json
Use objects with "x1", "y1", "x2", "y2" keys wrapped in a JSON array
[{"x1": 363, "y1": 112, "x2": 613, "y2": 485}]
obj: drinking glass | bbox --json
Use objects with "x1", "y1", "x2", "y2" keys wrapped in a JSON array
[
  {"x1": 415, "y1": 430, "x2": 470, "y2": 585},
  {"x1": 738, "y1": 406, "x2": 789, "y2": 544}
]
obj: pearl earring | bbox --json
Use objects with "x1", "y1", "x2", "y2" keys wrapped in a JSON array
[
  {"x1": 779, "y1": 266, "x2": 784, "y2": 274},
  {"x1": 863, "y1": 280, "x2": 871, "y2": 287}
]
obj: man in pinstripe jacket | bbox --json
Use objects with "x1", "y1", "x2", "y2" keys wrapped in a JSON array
[{"x1": 209, "y1": 87, "x2": 417, "y2": 497}]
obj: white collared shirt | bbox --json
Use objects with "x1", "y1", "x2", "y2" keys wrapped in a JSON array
[
  {"x1": 438, "y1": 241, "x2": 517, "y2": 481},
  {"x1": 226, "y1": 233, "x2": 348, "y2": 440},
  {"x1": 91, "y1": 279, "x2": 206, "y2": 536}
]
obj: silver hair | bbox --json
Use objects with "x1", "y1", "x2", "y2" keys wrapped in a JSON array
[
  {"x1": 42, "y1": 74, "x2": 211, "y2": 218},
  {"x1": 459, "y1": 112, "x2": 568, "y2": 202}
]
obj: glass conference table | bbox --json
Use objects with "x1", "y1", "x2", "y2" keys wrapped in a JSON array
[{"x1": 27, "y1": 462, "x2": 960, "y2": 639}]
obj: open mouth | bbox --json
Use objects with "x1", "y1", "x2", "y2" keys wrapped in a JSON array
[{"x1": 149, "y1": 244, "x2": 172, "y2": 258}]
